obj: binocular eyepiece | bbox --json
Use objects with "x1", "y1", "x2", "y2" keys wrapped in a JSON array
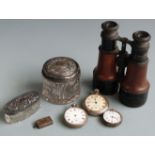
[
  {"x1": 93, "y1": 21, "x2": 151, "y2": 107},
  {"x1": 100, "y1": 21, "x2": 119, "y2": 51},
  {"x1": 101, "y1": 21, "x2": 119, "y2": 39},
  {"x1": 132, "y1": 31, "x2": 151, "y2": 62}
]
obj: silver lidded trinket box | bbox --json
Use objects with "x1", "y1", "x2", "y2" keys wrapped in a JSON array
[
  {"x1": 42, "y1": 57, "x2": 81, "y2": 104},
  {"x1": 4, "y1": 91, "x2": 40, "y2": 124}
]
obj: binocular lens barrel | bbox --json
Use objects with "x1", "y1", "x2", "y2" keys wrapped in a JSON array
[
  {"x1": 93, "y1": 21, "x2": 119, "y2": 95},
  {"x1": 119, "y1": 31, "x2": 150, "y2": 107}
]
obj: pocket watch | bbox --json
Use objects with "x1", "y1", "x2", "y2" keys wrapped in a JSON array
[
  {"x1": 64, "y1": 104, "x2": 88, "y2": 128},
  {"x1": 102, "y1": 109, "x2": 122, "y2": 127},
  {"x1": 83, "y1": 89, "x2": 109, "y2": 116}
]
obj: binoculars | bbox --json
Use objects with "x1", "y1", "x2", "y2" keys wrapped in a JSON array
[{"x1": 93, "y1": 21, "x2": 151, "y2": 107}]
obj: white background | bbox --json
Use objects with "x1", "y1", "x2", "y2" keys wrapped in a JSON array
[
  {"x1": 0, "y1": 19, "x2": 154, "y2": 136},
  {"x1": 0, "y1": 0, "x2": 154, "y2": 155}
]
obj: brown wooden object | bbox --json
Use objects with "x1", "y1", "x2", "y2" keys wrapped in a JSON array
[
  {"x1": 119, "y1": 31, "x2": 151, "y2": 107},
  {"x1": 93, "y1": 21, "x2": 119, "y2": 95}
]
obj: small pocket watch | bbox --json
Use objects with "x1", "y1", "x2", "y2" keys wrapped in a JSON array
[
  {"x1": 102, "y1": 109, "x2": 122, "y2": 127},
  {"x1": 64, "y1": 104, "x2": 88, "y2": 128},
  {"x1": 83, "y1": 89, "x2": 109, "y2": 116}
]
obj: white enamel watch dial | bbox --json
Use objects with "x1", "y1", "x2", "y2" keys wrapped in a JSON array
[
  {"x1": 83, "y1": 89, "x2": 109, "y2": 116},
  {"x1": 64, "y1": 104, "x2": 88, "y2": 128},
  {"x1": 102, "y1": 109, "x2": 122, "y2": 127}
]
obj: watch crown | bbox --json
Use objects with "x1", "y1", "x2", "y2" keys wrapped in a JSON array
[
  {"x1": 71, "y1": 104, "x2": 78, "y2": 107},
  {"x1": 93, "y1": 89, "x2": 100, "y2": 94}
]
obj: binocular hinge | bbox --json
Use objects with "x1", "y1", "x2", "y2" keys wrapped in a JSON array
[{"x1": 117, "y1": 37, "x2": 132, "y2": 81}]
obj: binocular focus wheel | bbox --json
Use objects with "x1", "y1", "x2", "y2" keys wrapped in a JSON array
[{"x1": 119, "y1": 88, "x2": 148, "y2": 107}]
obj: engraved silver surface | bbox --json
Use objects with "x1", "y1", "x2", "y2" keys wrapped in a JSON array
[
  {"x1": 42, "y1": 57, "x2": 81, "y2": 104},
  {"x1": 4, "y1": 91, "x2": 40, "y2": 123}
]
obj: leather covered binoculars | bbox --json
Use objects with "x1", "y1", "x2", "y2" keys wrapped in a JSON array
[{"x1": 93, "y1": 21, "x2": 151, "y2": 107}]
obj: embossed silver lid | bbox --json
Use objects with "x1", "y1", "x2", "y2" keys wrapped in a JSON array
[{"x1": 42, "y1": 57, "x2": 80, "y2": 82}]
